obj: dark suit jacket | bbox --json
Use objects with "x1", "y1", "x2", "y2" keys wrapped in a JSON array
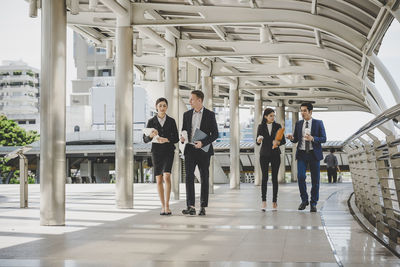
[
  {"x1": 182, "y1": 107, "x2": 219, "y2": 156},
  {"x1": 143, "y1": 115, "x2": 179, "y2": 154},
  {"x1": 291, "y1": 119, "x2": 326, "y2": 161},
  {"x1": 256, "y1": 122, "x2": 286, "y2": 157}
]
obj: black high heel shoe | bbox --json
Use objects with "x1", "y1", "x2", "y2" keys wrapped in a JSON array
[{"x1": 160, "y1": 208, "x2": 166, "y2": 215}]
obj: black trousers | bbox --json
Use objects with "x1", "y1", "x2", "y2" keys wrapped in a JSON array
[
  {"x1": 260, "y1": 154, "x2": 280, "y2": 202},
  {"x1": 327, "y1": 167, "x2": 337, "y2": 183},
  {"x1": 185, "y1": 145, "x2": 211, "y2": 208}
]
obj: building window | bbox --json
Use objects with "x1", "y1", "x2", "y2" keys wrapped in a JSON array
[
  {"x1": 96, "y1": 48, "x2": 106, "y2": 54},
  {"x1": 102, "y1": 69, "x2": 112, "y2": 77},
  {"x1": 28, "y1": 120, "x2": 36, "y2": 124},
  {"x1": 87, "y1": 70, "x2": 95, "y2": 77},
  {"x1": 98, "y1": 69, "x2": 112, "y2": 77},
  {"x1": 18, "y1": 121, "x2": 26, "y2": 124}
]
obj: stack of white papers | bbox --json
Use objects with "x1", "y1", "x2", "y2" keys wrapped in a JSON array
[
  {"x1": 143, "y1": 128, "x2": 160, "y2": 143},
  {"x1": 179, "y1": 130, "x2": 188, "y2": 153}
]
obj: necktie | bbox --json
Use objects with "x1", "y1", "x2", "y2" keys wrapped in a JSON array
[{"x1": 305, "y1": 121, "x2": 310, "y2": 152}]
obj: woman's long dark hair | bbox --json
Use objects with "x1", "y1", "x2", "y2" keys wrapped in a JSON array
[
  {"x1": 261, "y1": 108, "x2": 275, "y2": 125},
  {"x1": 155, "y1": 97, "x2": 168, "y2": 112}
]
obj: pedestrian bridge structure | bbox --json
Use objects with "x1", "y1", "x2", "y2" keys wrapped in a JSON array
[{"x1": 4, "y1": 0, "x2": 400, "y2": 265}]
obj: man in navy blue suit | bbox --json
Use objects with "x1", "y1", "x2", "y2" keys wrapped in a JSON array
[{"x1": 286, "y1": 103, "x2": 326, "y2": 212}]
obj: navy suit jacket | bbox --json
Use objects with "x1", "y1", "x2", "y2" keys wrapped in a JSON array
[
  {"x1": 292, "y1": 119, "x2": 326, "y2": 161},
  {"x1": 182, "y1": 107, "x2": 219, "y2": 156}
]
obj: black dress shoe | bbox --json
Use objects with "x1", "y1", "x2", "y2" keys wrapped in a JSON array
[
  {"x1": 198, "y1": 207, "x2": 206, "y2": 216},
  {"x1": 310, "y1": 205, "x2": 317, "y2": 212},
  {"x1": 298, "y1": 202, "x2": 309, "y2": 210},
  {"x1": 182, "y1": 207, "x2": 196, "y2": 215}
]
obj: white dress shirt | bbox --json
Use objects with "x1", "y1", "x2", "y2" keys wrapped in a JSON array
[
  {"x1": 299, "y1": 118, "x2": 313, "y2": 151},
  {"x1": 157, "y1": 115, "x2": 166, "y2": 127},
  {"x1": 266, "y1": 123, "x2": 272, "y2": 135},
  {"x1": 191, "y1": 107, "x2": 204, "y2": 142}
]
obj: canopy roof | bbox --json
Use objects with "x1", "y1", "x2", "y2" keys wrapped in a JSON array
[{"x1": 66, "y1": 0, "x2": 400, "y2": 113}]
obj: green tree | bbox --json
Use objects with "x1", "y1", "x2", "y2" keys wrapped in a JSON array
[{"x1": 0, "y1": 115, "x2": 39, "y2": 183}]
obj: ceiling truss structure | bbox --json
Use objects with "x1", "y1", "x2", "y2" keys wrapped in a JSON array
[{"x1": 64, "y1": 0, "x2": 400, "y2": 113}]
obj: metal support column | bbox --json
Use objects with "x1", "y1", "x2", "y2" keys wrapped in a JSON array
[
  {"x1": 254, "y1": 91, "x2": 262, "y2": 186},
  {"x1": 291, "y1": 111, "x2": 299, "y2": 182},
  {"x1": 88, "y1": 160, "x2": 93, "y2": 183},
  {"x1": 165, "y1": 30, "x2": 180, "y2": 200},
  {"x1": 19, "y1": 154, "x2": 28, "y2": 208},
  {"x1": 115, "y1": 13, "x2": 134, "y2": 209},
  {"x1": 229, "y1": 82, "x2": 240, "y2": 189},
  {"x1": 202, "y1": 73, "x2": 215, "y2": 193},
  {"x1": 276, "y1": 102, "x2": 286, "y2": 183},
  {"x1": 40, "y1": 0, "x2": 66, "y2": 226},
  {"x1": 66, "y1": 158, "x2": 71, "y2": 178}
]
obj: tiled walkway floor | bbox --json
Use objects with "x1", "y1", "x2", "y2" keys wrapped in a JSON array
[{"x1": 0, "y1": 182, "x2": 398, "y2": 266}]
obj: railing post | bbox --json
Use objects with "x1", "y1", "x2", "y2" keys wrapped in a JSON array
[
  {"x1": 383, "y1": 135, "x2": 400, "y2": 242},
  {"x1": 374, "y1": 138, "x2": 398, "y2": 242}
]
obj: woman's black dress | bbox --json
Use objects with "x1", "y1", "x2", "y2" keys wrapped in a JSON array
[{"x1": 143, "y1": 115, "x2": 179, "y2": 176}]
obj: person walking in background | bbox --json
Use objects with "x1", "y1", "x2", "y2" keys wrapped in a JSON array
[
  {"x1": 325, "y1": 148, "x2": 339, "y2": 183},
  {"x1": 256, "y1": 108, "x2": 286, "y2": 211},
  {"x1": 286, "y1": 103, "x2": 326, "y2": 212},
  {"x1": 180, "y1": 90, "x2": 219, "y2": 216},
  {"x1": 143, "y1": 98, "x2": 179, "y2": 215}
]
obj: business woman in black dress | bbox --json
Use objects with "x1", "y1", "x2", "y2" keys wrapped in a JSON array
[
  {"x1": 143, "y1": 98, "x2": 179, "y2": 215},
  {"x1": 256, "y1": 108, "x2": 286, "y2": 211}
]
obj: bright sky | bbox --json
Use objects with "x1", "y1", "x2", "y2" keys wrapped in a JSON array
[{"x1": 1, "y1": 1, "x2": 400, "y2": 141}]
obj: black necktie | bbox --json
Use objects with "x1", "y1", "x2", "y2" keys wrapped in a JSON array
[{"x1": 305, "y1": 121, "x2": 310, "y2": 152}]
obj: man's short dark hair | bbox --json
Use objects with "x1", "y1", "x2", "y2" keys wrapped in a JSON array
[
  {"x1": 330, "y1": 148, "x2": 335, "y2": 153},
  {"x1": 300, "y1": 102, "x2": 313, "y2": 111},
  {"x1": 191, "y1": 90, "x2": 204, "y2": 102}
]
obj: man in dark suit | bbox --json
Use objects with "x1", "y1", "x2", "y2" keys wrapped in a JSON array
[
  {"x1": 180, "y1": 90, "x2": 219, "y2": 216},
  {"x1": 286, "y1": 103, "x2": 326, "y2": 212}
]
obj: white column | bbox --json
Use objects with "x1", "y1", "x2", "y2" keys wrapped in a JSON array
[
  {"x1": 165, "y1": 30, "x2": 180, "y2": 200},
  {"x1": 229, "y1": 82, "x2": 240, "y2": 189},
  {"x1": 202, "y1": 74, "x2": 214, "y2": 194},
  {"x1": 40, "y1": 0, "x2": 66, "y2": 226},
  {"x1": 291, "y1": 111, "x2": 299, "y2": 182},
  {"x1": 254, "y1": 91, "x2": 262, "y2": 186},
  {"x1": 276, "y1": 102, "x2": 286, "y2": 183},
  {"x1": 115, "y1": 15, "x2": 134, "y2": 209}
]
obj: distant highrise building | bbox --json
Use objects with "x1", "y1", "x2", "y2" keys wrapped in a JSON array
[
  {"x1": 69, "y1": 33, "x2": 152, "y2": 141},
  {"x1": 0, "y1": 60, "x2": 40, "y2": 132}
]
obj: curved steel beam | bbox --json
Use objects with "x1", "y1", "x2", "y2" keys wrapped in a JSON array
[
  {"x1": 131, "y1": 3, "x2": 367, "y2": 50},
  {"x1": 264, "y1": 92, "x2": 367, "y2": 108},
  {"x1": 212, "y1": 65, "x2": 362, "y2": 90},
  {"x1": 177, "y1": 41, "x2": 361, "y2": 74},
  {"x1": 239, "y1": 80, "x2": 364, "y2": 101},
  {"x1": 368, "y1": 53, "x2": 400, "y2": 104}
]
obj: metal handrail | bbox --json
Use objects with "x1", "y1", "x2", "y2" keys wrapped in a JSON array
[
  {"x1": 344, "y1": 104, "x2": 400, "y2": 248},
  {"x1": 344, "y1": 103, "x2": 400, "y2": 144}
]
